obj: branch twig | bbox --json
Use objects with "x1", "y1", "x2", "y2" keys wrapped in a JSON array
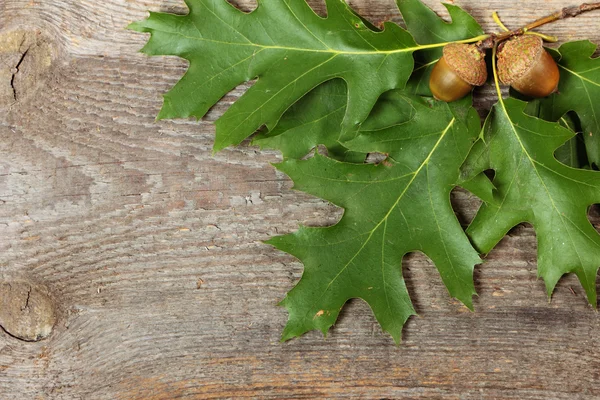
[
  {"x1": 478, "y1": 2, "x2": 600, "y2": 49},
  {"x1": 522, "y1": 2, "x2": 600, "y2": 32}
]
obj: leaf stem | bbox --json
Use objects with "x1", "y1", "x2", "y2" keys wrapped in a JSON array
[
  {"x1": 491, "y1": 43, "x2": 503, "y2": 102},
  {"x1": 492, "y1": 12, "x2": 510, "y2": 32},
  {"x1": 412, "y1": 34, "x2": 491, "y2": 51},
  {"x1": 524, "y1": 31, "x2": 559, "y2": 42}
]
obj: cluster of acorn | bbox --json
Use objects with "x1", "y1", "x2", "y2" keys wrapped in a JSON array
[{"x1": 429, "y1": 35, "x2": 560, "y2": 101}]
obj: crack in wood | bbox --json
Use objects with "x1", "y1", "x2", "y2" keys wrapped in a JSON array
[
  {"x1": 10, "y1": 37, "x2": 30, "y2": 102},
  {"x1": 0, "y1": 323, "x2": 34, "y2": 343},
  {"x1": 21, "y1": 285, "x2": 32, "y2": 312}
]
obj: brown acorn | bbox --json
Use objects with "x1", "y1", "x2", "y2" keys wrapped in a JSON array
[
  {"x1": 429, "y1": 43, "x2": 488, "y2": 102},
  {"x1": 497, "y1": 35, "x2": 559, "y2": 98}
]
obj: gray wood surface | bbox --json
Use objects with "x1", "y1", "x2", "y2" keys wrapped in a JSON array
[{"x1": 1, "y1": 0, "x2": 600, "y2": 398}]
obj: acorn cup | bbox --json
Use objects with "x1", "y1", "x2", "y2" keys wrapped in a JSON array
[
  {"x1": 429, "y1": 43, "x2": 488, "y2": 102},
  {"x1": 496, "y1": 35, "x2": 560, "y2": 98}
]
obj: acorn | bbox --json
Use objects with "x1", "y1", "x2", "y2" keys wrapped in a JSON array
[
  {"x1": 429, "y1": 43, "x2": 487, "y2": 102},
  {"x1": 497, "y1": 35, "x2": 559, "y2": 98}
]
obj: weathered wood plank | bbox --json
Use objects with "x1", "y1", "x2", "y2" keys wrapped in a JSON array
[{"x1": 1, "y1": 0, "x2": 600, "y2": 398}]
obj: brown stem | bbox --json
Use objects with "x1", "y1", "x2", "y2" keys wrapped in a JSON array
[
  {"x1": 524, "y1": 2, "x2": 600, "y2": 31},
  {"x1": 478, "y1": 2, "x2": 600, "y2": 49}
]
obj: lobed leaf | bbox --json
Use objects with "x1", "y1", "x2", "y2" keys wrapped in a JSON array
[
  {"x1": 253, "y1": 0, "x2": 485, "y2": 161},
  {"x1": 270, "y1": 95, "x2": 482, "y2": 343},
  {"x1": 525, "y1": 99, "x2": 588, "y2": 169},
  {"x1": 253, "y1": 79, "x2": 418, "y2": 162},
  {"x1": 538, "y1": 41, "x2": 600, "y2": 167},
  {"x1": 129, "y1": 0, "x2": 422, "y2": 152},
  {"x1": 252, "y1": 79, "x2": 358, "y2": 161},
  {"x1": 462, "y1": 97, "x2": 600, "y2": 304}
]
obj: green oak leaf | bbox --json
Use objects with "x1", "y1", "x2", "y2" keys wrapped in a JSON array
[
  {"x1": 251, "y1": 0, "x2": 484, "y2": 162},
  {"x1": 253, "y1": 79, "x2": 417, "y2": 162},
  {"x1": 461, "y1": 97, "x2": 600, "y2": 305},
  {"x1": 396, "y1": 0, "x2": 484, "y2": 96},
  {"x1": 253, "y1": 0, "x2": 484, "y2": 160},
  {"x1": 538, "y1": 41, "x2": 600, "y2": 166},
  {"x1": 269, "y1": 95, "x2": 482, "y2": 343},
  {"x1": 526, "y1": 99, "x2": 588, "y2": 169},
  {"x1": 554, "y1": 114, "x2": 588, "y2": 169},
  {"x1": 129, "y1": 0, "x2": 425, "y2": 152},
  {"x1": 252, "y1": 79, "x2": 359, "y2": 161}
]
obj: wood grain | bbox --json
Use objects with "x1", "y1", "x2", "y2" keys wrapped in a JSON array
[{"x1": 1, "y1": 0, "x2": 600, "y2": 398}]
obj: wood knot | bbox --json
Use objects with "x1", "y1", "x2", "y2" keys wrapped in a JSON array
[
  {"x1": 0, "y1": 30, "x2": 55, "y2": 108},
  {"x1": 0, "y1": 281, "x2": 56, "y2": 341}
]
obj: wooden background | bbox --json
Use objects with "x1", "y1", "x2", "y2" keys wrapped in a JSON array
[{"x1": 1, "y1": 0, "x2": 600, "y2": 398}]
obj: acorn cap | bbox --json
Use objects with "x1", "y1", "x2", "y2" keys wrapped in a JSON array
[
  {"x1": 443, "y1": 43, "x2": 487, "y2": 86},
  {"x1": 497, "y1": 35, "x2": 544, "y2": 84}
]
